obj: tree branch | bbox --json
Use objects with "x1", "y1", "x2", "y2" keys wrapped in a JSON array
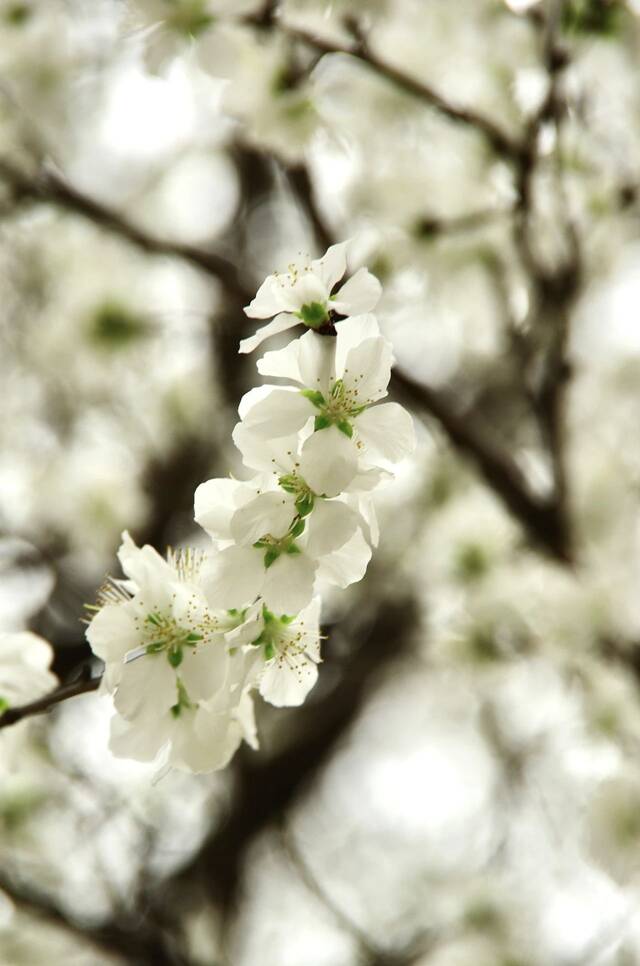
[
  {"x1": 0, "y1": 158, "x2": 249, "y2": 301},
  {"x1": 0, "y1": 675, "x2": 101, "y2": 730},
  {"x1": 279, "y1": 22, "x2": 521, "y2": 159},
  {"x1": 391, "y1": 368, "x2": 572, "y2": 564}
]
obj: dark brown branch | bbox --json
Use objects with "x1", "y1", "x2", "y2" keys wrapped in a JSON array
[
  {"x1": 160, "y1": 591, "x2": 418, "y2": 914},
  {"x1": 0, "y1": 675, "x2": 101, "y2": 730},
  {"x1": 0, "y1": 869, "x2": 189, "y2": 966},
  {"x1": 391, "y1": 368, "x2": 572, "y2": 564},
  {"x1": 280, "y1": 22, "x2": 521, "y2": 159},
  {"x1": 0, "y1": 158, "x2": 249, "y2": 301}
]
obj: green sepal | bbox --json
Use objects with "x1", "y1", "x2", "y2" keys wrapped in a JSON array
[
  {"x1": 280, "y1": 614, "x2": 295, "y2": 625},
  {"x1": 145, "y1": 642, "x2": 165, "y2": 654},
  {"x1": 264, "y1": 642, "x2": 276, "y2": 661},
  {"x1": 168, "y1": 648, "x2": 183, "y2": 668},
  {"x1": 297, "y1": 301, "x2": 329, "y2": 328},
  {"x1": 264, "y1": 547, "x2": 280, "y2": 569},
  {"x1": 290, "y1": 518, "x2": 306, "y2": 538},
  {"x1": 262, "y1": 606, "x2": 276, "y2": 623},
  {"x1": 0, "y1": 697, "x2": 9, "y2": 713},
  {"x1": 337, "y1": 419, "x2": 353, "y2": 438},
  {"x1": 331, "y1": 378, "x2": 344, "y2": 399},
  {"x1": 185, "y1": 632, "x2": 203, "y2": 644},
  {"x1": 295, "y1": 492, "x2": 315, "y2": 517},
  {"x1": 286, "y1": 542, "x2": 302, "y2": 555},
  {"x1": 314, "y1": 414, "x2": 332, "y2": 431},
  {"x1": 300, "y1": 389, "x2": 326, "y2": 408},
  {"x1": 253, "y1": 539, "x2": 268, "y2": 549}
]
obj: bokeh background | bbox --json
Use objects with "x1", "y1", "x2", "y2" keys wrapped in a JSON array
[{"x1": 2, "y1": 0, "x2": 640, "y2": 963}]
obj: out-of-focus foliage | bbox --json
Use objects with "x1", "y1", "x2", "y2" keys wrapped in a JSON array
[{"x1": 2, "y1": 0, "x2": 640, "y2": 963}]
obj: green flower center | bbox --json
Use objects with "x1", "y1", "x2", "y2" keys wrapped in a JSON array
[
  {"x1": 251, "y1": 607, "x2": 295, "y2": 661},
  {"x1": 296, "y1": 301, "x2": 330, "y2": 328},
  {"x1": 300, "y1": 379, "x2": 367, "y2": 438},
  {"x1": 143, "y1": 611, "x2": 203, "y2": 668},
  {"x1": 278, "y1": 473, "x2": 315, "y2": 516}
]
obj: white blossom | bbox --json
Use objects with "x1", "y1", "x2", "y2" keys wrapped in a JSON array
[
  {"x1": 250, "y1": 598, "x2": 322, "y2": 708},
  {"x1": 239, "y1": 242, "x2": 382, "y2": 353},
  {"x1": 195, "y1": 475, "x2": 366, "y2": 613},
  {"x1": 0, "y1": 631, "x2": 57, "y2": 711},
  {"x1": 242, "y1": 315, "x2": 416, "y2": 468},
  {"x1": 86, "y1": 532, "x2": 258, "y2": 772}
]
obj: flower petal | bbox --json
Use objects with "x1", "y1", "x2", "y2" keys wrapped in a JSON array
[
  {"x1": 316, "y1": 528, "x2": 372, "y2": 588},
  {"x1": 311, "y1": 241, "x2": 349, "y2": 291},
  {"x1": 114, "y1": 653, "x2": 177, "y2": 719},
  {"x1": 261, "y1": 551, "x2": 316, "y2": 614},
  {"x1": 304, "y1": 499, "x2": 358, "y2": 557},
  {"x1": 200, "y1": 545, "x2": 264, "y2": 610},
  {"x1": 194, "y1": 477, "x2": 253, "y2": 541},
  {"x1": 332, "y1": 268, "x2": 381, "y2": 316},
  {"x1": 86, "y1": 604, "x2": 138, "y2": 689},
  {"x1": 342, "y1": 336, "x2": 393, "y2": 404},
  {"x1": 244, "y1": 278, "x2": 289, "y2": 319},
  {"x1": 117, "y1": 531, "x2": 174, "y2": 594},
  {"x1": 239, "y1": 313, "x2": 300, "y2": 354},
  {"x1": 240, "y1": 387, "x2": 312, "y2": 438},
  {"x1": 356, "y1": 402, "x2": 416, "y2": 463},
  {"x1": 258, "y1": 329, "x2": 335, "y2": 393},
  {"x1": 259, "y1": 651, "x2": 318, "y2": 708},
  {"x1": 300, "y1": 426, "x2": 357, "y2": 497},
  {"x1": 230, "y1": 490, "x2": 295, "y2": 544},
  {"x1": 334, "y1": 313, "x2": 381, "y2": 376}
]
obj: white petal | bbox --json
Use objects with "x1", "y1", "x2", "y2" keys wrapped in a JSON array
[
  {"x1": 114, "y1": 653, "x2": 177, "y2": 720},
  {"x1": 342, "y1": 336, "x2": 393, "y2": 404},
  {"x1": 231, "y1": 491, "x2": 295, "y2": 544},
  {"x1": 194, "y1": 477, "x2": 252, "y2": 541},
  {"x1": 200, "y1": 545, "x2": 264, "y2": 609},
  {"x1": 296, "y1": 330, "x2": 336, "y2": 390},
  {"x1": 304, "y1": 499, "x2": 358, "y2": 557},
  {"x1": 179, "y1": 643, "x2": 228, "y2": 703},
  {"x1": 261, "y1": 552, "x2": 316, "y2": 614},
  {"x1": 235, "y1": 687, "x2": 259, "y2": 749},
  {"x1": 290, "y1": 272, "x2": 329, "y2": 307},
  {"x1": 311, "y1": 241, "x2": 348, "y2": 291},
  {"x1": 0, "y1": 631, "x2": 57, "y2": 704},
  {"x1": 171, "y1": 702, "x2": 244, "y2": 773},
  {"x1": 241, "y1": 387, "x2": 311, "y2": 438},
  {"x1": 258, "y1": 329, "x2": 335, "y2": 392},
  {"x1": 300, "y1": 426, "x2": 357, "y2": 497},
  {"x1": 345, "y1": 465, "x2": 393, "y2": 493},
  {"x1": 331, "y1": 268, "x2": 382, "y2": 315},
  {"x1": 316, "y1": 528, "x2": 372, "y2": 588},
  {"x1": 257, "y1": 337, "x2": 305, "y2": 383},
  {"x1": 232, "y1": 423, "x2": 300, "y2": 476},
  {"x1": 244, "y1": 277, "x2": 288, "y2": 319},
  {"x1": 259, "y1": 652, "x2": 318, "y2": 708},
  {"x1": 292, "y1": 596, "x2": 322, "y2": 660},
  {"x1": 356, "y1": 402, "x2": 416, "y2": 463},
  {"x1": 334, "y1": 313, "x2": 381, "y2": 376},
  {"x1": 239, "y1": 312, "x2": 300, "y2": 353},
  {"x1": 117, "y1": 531, "x2": 173, "y2": 592},
  {"x1": 109, "y1": 711, "x2": 171, "y2": 763},
  {"x1": 86, "y1": 604, "x2": 138, "y2": 683}
]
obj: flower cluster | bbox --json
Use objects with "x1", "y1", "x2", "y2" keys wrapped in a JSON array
[{"x1": 85, "y1": 243, "x2": 415, "y2": 772}]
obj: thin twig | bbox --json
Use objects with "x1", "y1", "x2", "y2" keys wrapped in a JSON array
[
  {"x1": 279, "y1": 22, "x2": 521, "y2": 159},
  {"x1": 0, "y1": 675, "x2": 101, "y2": 730},
  {"x1": 0, "y1": 158, "x2": 249, "y2": 301}
]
